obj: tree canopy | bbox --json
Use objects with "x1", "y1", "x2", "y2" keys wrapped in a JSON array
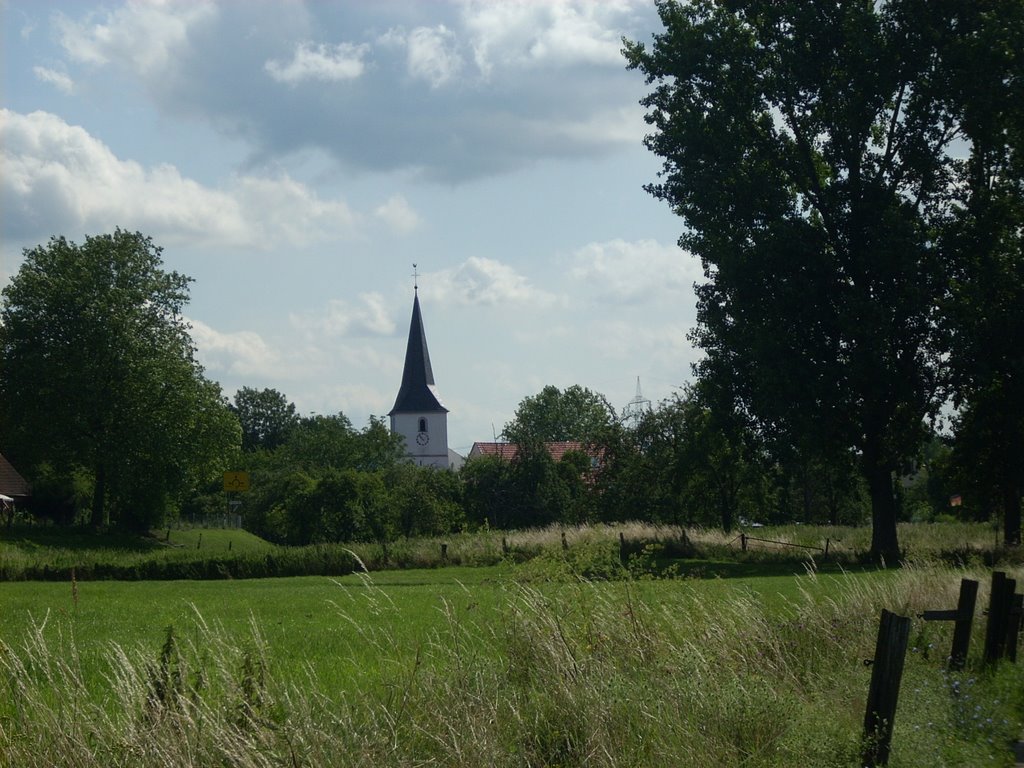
[
  {"x1": 625, "y1": 0, "x2": 1021, "y2": 556},
  {"x1": 232, "y1": 387, "x2": 299, "y2": 452},
  {"x1": 0, "y1": 230, "x2": 240, "y2": 529},
  {"x1": 502, "y1": 384, "x2": 617, "y2": 446}
]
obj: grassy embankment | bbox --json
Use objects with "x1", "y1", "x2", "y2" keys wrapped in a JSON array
[
  {"x1": 1, "y1": 520, "x2": 1018, "y2": 581},
  {"x1": 1, "y1": 525, "x2": 1022, "y2": 766}
]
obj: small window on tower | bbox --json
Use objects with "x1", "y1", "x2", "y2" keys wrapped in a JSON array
[{"x1": 418, "y1": 418, "x2": 428, "y2": 433}]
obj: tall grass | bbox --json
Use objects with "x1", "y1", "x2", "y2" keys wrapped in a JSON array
[{"x1": 2, "y1": 564, "x2": 1021, "y2": 766}]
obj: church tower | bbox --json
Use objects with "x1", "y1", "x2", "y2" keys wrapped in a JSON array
[{"x1": 389, "y1": 281, "x2": 449, "y2": 468}]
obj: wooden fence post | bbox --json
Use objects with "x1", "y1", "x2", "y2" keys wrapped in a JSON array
[
  {"x1": 501, "y1": 537, "x2": 509, "y2": 556},
  {"x1": 921, "y1": 578, "x2": 979, "y2": 671},
  {"x1": 950, "y1": 579, "x2": 979, "y2": 670},
  {"x1": 1008, "y1": 593, "x2": 1023, "y2": 663},
  {"x1": 740, "y1": 533, "x2": 747, "y2": 552},
  {"x1": 984, "y1": 572, "x2": 1015, "y2": 665},
  {"x1": 862, "y1": 609, "x2": 911, "y2": 768},
  {"x1": 561, "y1": 531, "x2": 568, "y2": 551},
  {"x1": 440, "y1": 543, "x2": 448, "y2": 562}
]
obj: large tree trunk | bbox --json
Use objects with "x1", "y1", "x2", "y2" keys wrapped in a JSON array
[
  {"x1": 90, "y1": 462, "x2": 106, "y2": 529},
  {"x1": 865, "y1": 459, "x2": 900, "y2": 561},
  {"x1": 1003, "y1": 483, "x2": 1021, "y2": 547}
]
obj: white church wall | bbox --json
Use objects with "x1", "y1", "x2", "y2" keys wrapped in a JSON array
[{"x1": 391, "y1": 412, "x2": 449, "y2": 469}]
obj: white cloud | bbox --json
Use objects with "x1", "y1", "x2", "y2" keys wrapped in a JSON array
[
  {"x1": 188, "y1": 317, "x2": 281, "y2": 379},
  {"x1": 541, "y1": 105, "x2": 646, "y2": 146},
  {"x1": 265, "y1": 41, "x2": 369, "y2": 85},
  {"x1": 373, "y1": 195, "x2": 421, "y2": 234},
  {"x1": 54, "y1": 0, "x2": 216, "y2": 76},
  {"x1": 0, "y1": 109, "x2": 362, "y2": 249},
  {"x1": 1, "y1": 109, "x2": 241, "y2": 244},
  {"x1": 32, "y1": 66, "x2": 74, "y2": 93},
  {"x1": 427, "y1": 257, "x2": 563, "y2": 307},
  {"x1": 308, "y1": 382, "x2": 394, "y2": 421},
  {"x1": 582, "y1": 319, "x2": 695, "y2": 362},
  {"x1": 231, "y1": 174, "x2": 358, "y2": 248},
  {"x1": 37, "y1": 1, "x2": 658, "y2": 182},
  {"x1": 406, "y1": 25, "x2": 463, "y2": 87},
  {"x1": 460, "y1": 0, "x2": 637, "y2": 76},
  {"x1": 290, "y1": 293, "x2": 396, "y2": 339},
  {"x1": 569, "y1": 239, "x2": 702, "y2": 304},
  {"x1": 189, "y1": 315, "x2": 399, "y2": 417}
]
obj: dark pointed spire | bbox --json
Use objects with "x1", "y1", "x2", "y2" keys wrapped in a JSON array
[{"x1": 389, "y1": 291, "x2": 448, "y2": 414}]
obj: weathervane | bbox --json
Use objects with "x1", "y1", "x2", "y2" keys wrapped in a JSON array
[{"x1": 412, "y1": 263, "x2": 419, "y2": 292}]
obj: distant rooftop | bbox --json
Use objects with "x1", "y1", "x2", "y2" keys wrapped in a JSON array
[{"x1": 468, "y1": 441, "x2": 596, "y2": 463}]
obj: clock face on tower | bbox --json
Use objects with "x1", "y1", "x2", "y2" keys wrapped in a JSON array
[{"x1": 416, "y1": 431, "x2": 430, "y2": 446}]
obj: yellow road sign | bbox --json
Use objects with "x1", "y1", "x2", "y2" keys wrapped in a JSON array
[{"x1": 223, "y1": 471, "x2": 250, "y2": 492}]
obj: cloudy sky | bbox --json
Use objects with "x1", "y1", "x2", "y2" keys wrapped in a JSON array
[{"x1": 1, "y1": 0, "x2": 702, "y2": 455}]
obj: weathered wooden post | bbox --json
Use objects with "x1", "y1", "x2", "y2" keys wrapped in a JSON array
[
  {"x1": 501, "y1": 537, "x2": 509, "y2": 556},
  {"x1": 561, "y1": 530, "x2": 568, "y2": 551},
  {"x1": 740, "y1": 533, "x2": 747, "y2": 552},
  {"x1": 824, "y1": 538, "x2": 830, "y2": 558},
  {"x1": 197, "y1": 533, "x2": 202, "y2": 550},
  {"x1": 1008, "y1": 592, "x2": 1023, "y2": 663},
  {"x1": 920, "y1": 578, "x2": 978, "y2": 671},
  {"x1": 862, "y1": 609, "x2": 911, "y2": 767},
  {"x1": 440, "y1": 542, "x2": 448, "y2": 562},
  {"x1": 983, "y1": 572, "x2": 1015, "y2": 665}
]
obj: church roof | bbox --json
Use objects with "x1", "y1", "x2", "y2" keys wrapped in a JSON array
[
  {"x1": 0, "y1": 452, "x2": 31, "y2": 498},
  {"x1": 389, "y1": 291, "x2": 448, "y2": 415}
]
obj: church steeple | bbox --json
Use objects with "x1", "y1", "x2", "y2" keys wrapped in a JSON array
[
  {"x1": 389, "y1": 279, "x2": 450, "y2": 469},
  {"x1": 389, "y1": 289, "x2": 448, "y2": 415}
]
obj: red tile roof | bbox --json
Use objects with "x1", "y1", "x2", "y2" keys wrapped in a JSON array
[{"x1": 468, "y1": 441, "x2": 596, "y2": 463}]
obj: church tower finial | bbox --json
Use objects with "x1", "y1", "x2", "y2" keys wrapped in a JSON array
[{"x1": 412, "y1": 263, "x2": 419, "y2": 292}]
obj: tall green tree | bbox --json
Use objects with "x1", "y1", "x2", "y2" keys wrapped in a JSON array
[
  {"x1": 0, "y1": 230, "x2": 240, "y2": 529},
  {"x1": 603, "y1": 389, "x2": 762, "y2": 530},
  {"x1": 625, "y1": 1, "x2": 993, "y2": 557},
  {"x1": 942, "y1": 1, "x2": 1024, "y2": 545},
  {"x1": 232, "y1": 387, "x2": 299, "y2": 452},
  {"x1": 460, "y1": 454, "x2": 515, "y2": 528}
]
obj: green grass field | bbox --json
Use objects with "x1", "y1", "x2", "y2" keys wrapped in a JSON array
[{"x1": 0, "y1": 564, "x2": 882, "y2": 694}]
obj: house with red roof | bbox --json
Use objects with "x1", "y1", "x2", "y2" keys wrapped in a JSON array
[{"x1": 468, "y1": 441, "x2": 603, "y2": 470}]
